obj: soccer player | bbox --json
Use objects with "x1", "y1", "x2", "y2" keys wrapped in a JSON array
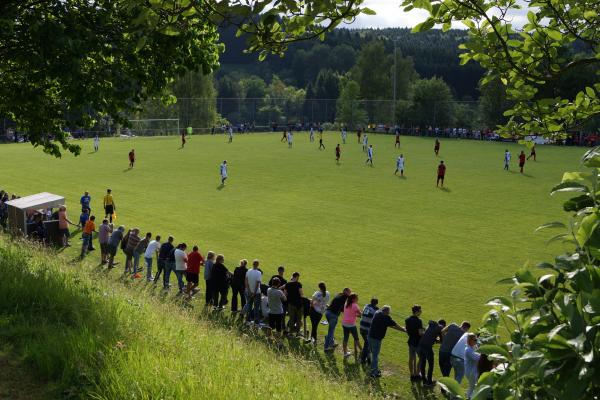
[
  {"x1": 357, "y1": 129, "x2": 362, "y2": 144},
  {"x1": 519, "y1": 150, "x2": 526, "y2": 173},
  {"x1": 128, "y1": 149, "x2": 135, "y2": 168},
  {"x1": 281, "y1": 129, "x2": 287, "y2": 142},
  {"x1": 287, "y1": 130, "x2": 293, "y2": 148},
  {"x1": 181, "y1": 131, "x2": 187, "y2": 148},
  {"x1": 103, "y1": 189, "x2": 116, "y2": 223},
  {"x1": 319, "y1": 137, "x2": 325, "y2": 150},
  {"x1": 365, "y1": 144, "x2": 374, "y2": 166},
  {"x1": 220, "y1": 160, "x2": 228, "y2": 185},
  {"x1": 395, "y1": 154, "x2": 405, "y2": 176},
  {"x1": 362, "y1": 133, "x2": 368, "y2": 152},
  {"x1": 309, "y1": 126, "x2": 315, "y2": 142},
  {"x1": 335, "y1": 144, "x2": 341, "y2": 163},
  {"x1": 527, "y1": 145, "x2": 536, "y2": 161},
  {"x1": 395, "y1": 131, "x2": 401, "y2": 148},
  {"x1": 228, "y1": 126, "x2": 234, "y2": 143},
  {"x1": 436, "y1": 161, "x2": 446, "y2": 187},
  {"x1": 318, "y1": 125, "x2": 324, "y2": 139},
  {"x1": 504, "y1": 149, "x2": 511, "y2": 170},
  {"x1": 93, "y1": 134, "x2": 99, "y2": 152},
  {"x1": 434, "y1": 139, "x2": 440, "y2": 156},
  {"x1": 341, "y1": 128, "x2": 347, "y2": 144}
]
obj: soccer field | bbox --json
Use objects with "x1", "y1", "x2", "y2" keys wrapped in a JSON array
[{"x1": 0, "y1": 132, "x2": 583, "y2": 384}]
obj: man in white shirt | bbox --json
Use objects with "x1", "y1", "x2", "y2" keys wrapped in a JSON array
[
  {"x1": 362, "y1": 134, "x2": 368, "y2": 152},
  {"x1": 245, "y1": 259, "x2": 263, "y2": 324},
  {"x1": 173, "y1": 243, "x2": 188, "y2": 294},
  {"x1": 220, "y1": 160, "x2": 228, "y2": 185},
  {"x1": 504, "y1": 149, "x2": 511, "y2": 171},
  {"x1": 365, "y1": 144, "x2": 374, "y2": 166},
  {"x1": 309, "y1": 127, "x2": 315, "y2": 142},
  {"x1": 287, "y1": 130, "x2": 293, "y2": 147},
  {"x1": 450, "y1": 332, "x2": 469, "y2": 383},
  {"x1": 93, "y1": 134, "x2": 100, "y2": 152},
  {"x1": 395, "y1": 154, "x2": 405, "y2": 176},
  {"x1": 144, "y1": 235, "x2": 161, "y2": 281},
  {"x1": 228, "y1": 126, "x2": 234, "y2": 142},
  {"x1": 341, "y1": 128, "x2": 347, "y2": 144}
]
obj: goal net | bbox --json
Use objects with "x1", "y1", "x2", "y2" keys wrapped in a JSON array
[{"x1": 126, "y1": 119, "x2": 180, "y2": 137}]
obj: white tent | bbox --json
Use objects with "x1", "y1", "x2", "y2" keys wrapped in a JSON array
[{"x1": 6, "y1": 192, "x2": 65, "y2": 234}]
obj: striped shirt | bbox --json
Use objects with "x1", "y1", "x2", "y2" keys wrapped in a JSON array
[{"x1": 359, "y1": 304, "x2": 379, "y2": 332}]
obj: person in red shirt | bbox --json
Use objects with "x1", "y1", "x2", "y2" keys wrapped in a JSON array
[
  {"x1": 434, "y1": 139, "x2": 440, "y2": 156},
  {"x1": 519, "y1": 150, "x2": 526, "y2": 173},
  {"x1": 128, "y1": 149, "x2": 135, "y2": 168},
  {"x1": 395, "y1": 132, "x2": 401, "y2": 148},
  {"x1": 335, "y1": 144, "x2": 341, "y2": 163},
  {"x1": 185, "y1": 245, "x2": 205, "y2": 299},
  {"x1": 437, "y1": 161, "x2": 446, "y2": 187}
]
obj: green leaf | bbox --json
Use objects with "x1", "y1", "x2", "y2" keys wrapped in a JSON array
[
  {"x1": 535, "y1": 221, "x2": 567, "y2": 232},
  {"x1": 479, "y1": 344, "x2": 511, "y2": 359},
  {"x1": 471, "y1": 384, "x2": 493, "y2": 400},
  {"x1": 561, "y1": 172, "x2": 592, "y2": 183},
  {"x1": 437, "y1": 377, "x2": 464, "y2": 398},
  {"x1": 546, "y1": 29, "x2": 563, "y2": 41},
  {"x1": 576, "y1": 212, "x2": 600, "y2": 246},
  {"x1": 551, "y1": 181, "x2": 590, "y2": 196},
  {"x1": 361, "y1": 7, "x2": 376, "y2": 15}
]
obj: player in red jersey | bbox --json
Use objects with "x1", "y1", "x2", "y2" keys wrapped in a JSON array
[
  {"x1": 436, "y1": 161, "x2": 446, "y2": 187},
  {"x1": 128, "y1": 149, "x2": 136, "y2": 168},
  {"x1": 519, "y1": 150, "x2": 526, "y2": 173},
  {"x1": 335, "y1": 144, "x2": 341, "y2": 163},
  {"x1": 434, "y1": 139, "x2": 440, "y2": 156},
  {"x1": 395, "y1": 131, "x2": 401, "y2": 148}
]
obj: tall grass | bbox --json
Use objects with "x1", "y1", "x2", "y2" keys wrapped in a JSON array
[{"x1": 0, "y1": 237, "x2": 373, "y2": 399}]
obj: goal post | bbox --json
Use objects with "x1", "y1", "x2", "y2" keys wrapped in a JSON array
[{"x1": 127, "y1": 119, "x2": 180, "y2": 137}]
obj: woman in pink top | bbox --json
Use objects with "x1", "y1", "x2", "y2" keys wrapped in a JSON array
[
  {"x1": 57, "y1": 206, "x2": 75, "y2": 247},
  {"x1": 341, "y1": 293, "x2": 363, "y2": 358}
]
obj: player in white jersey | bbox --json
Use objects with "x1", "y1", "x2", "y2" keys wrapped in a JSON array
[
  {"x1": 362, "y1": 134, "x2": 368, "y2": 152},
  {"x1": 287, "y1": 130, "x2": 293, "y2": 147},
  {"x1": 228, "y1": 126, "x2": 234, "y2": 143},
  {"x1": 365, "y1": 145, "x2": 374, "y2": 165},
  {"x1": 341, "y1": 128, "x2": 347, "y2": 144},
  {"x1": 93, "y1": 134, "x2": 100, "y2": 152},
  {"x1": 395, "y1": 154, "x2": 405, "y2": 176},
  {"x1": 504, "y1": 149, "x2": 511, "y2": 171},
  {"x1": 220, "y1": 160, "x2": 228, "y2": 185},
  {"x1": 309, "y1": 127, "x2": 315, "y2": 142}
]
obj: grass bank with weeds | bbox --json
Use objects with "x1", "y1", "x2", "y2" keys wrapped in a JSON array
[{"x1": 0, "y1": 237, "x2": 375, "y2": 399}]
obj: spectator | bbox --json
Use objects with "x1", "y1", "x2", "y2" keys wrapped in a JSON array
[
  {"x1": 165, "y1": 240, "x2": 177, "y2": 290},
  {"x1": 405, "y1": 305, "x2": 425, "y2": 381},
  {"x1": 156, "y1": 236, "x2": 174, "y2": 288},
  {"x1": 268, "y1": 265, "x2": 287, "y2": 287},
  {"x1": 185, "y1": 245, "x2": 204, "y2": 299},
  {"x1": 107, "y1": 225, "x2": 125, "y2": 268},
  {"x1": 309, "y1": 282, "x2": 330, "y2": 344},
  {"x1": 98, "y1": 219, "x2": 111, "y2": 264},
  {"x1": 324, "y1": 287, "x2": 351, "y2": 352},
  {"x1": 173, "y1": 243, "x2": 188, "y2": 294},
  {"x1": 58, "y1": 206, "x2": 76, "y2": 247},
  {"x1": 133, "y1": 232, "x2": 152, "y2": 279},
  {"x1": 231, "y1": 259, "x2": 248, "y2": 312},
  {"x1": 451, "y1": 331, "x2": 470, "y2": 383},
  {"x1": 267, "y1": 277, "x2": 286, "y2": 337},
  {"x1": 124, "y1": 228, "x2": 141, "y2": 275},
  {"x1": 465, "y1": 333, "x2": 481, "y2": 399},
  {"x1": 244, "y1": 259, "x2": 262, "y2": 324},
  {"x1": 80, "y1": 191, "x2": 91, "y2": 212},
  {"x1": 211, "y1": 254, "x2": 230, "y2": 308},
  {"x1": 439, "y1": 321, "x2": 471, "y2": 379},
  {"x1": 283, "y1": 272, "x2": 304, "y2": 336},
  {"x1": 79, "y1": 208, "x2": 90, "y2": 229},
  {"x1": 144, "y1": 235, "x2": 162, "y2": 281},
  {"x1": 368, "y1": 306, "x2": 406, "y2": 378},
  {"x1": 80, "y1": 215, "x2": 96, "y2": 258},
  {"x1": 359, "y1": 298, "x2": 379, "y2": 364},
  {"x1": 204, "y1": 251, "x2": 215, "y2": 305},
  {"x1": 418, "y1": 319, "x2": 446, "y2": 387},
  {"x1": 341, "y1": 293, "x2": 362, "y2": 358}
]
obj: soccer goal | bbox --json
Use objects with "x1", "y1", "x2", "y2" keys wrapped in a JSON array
[{"x1": 127, "y1": 119, "x2": 180, "y2": 137}]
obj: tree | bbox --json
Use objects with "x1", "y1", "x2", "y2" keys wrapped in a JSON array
[
  {"x1": 478, "y1": 78, "x2": 512, "y2": 128},
  {"x1": 403, "y1": 0, "x2": 600, "y2": 138},
  {"x1": 398, "y1": 77, "x2": 455, "y2": 128},
  {"x1": 336, "y1": 80, "x2": 367, "y2": 128},
  {"x1": 1, "y1": 0, "x2": 372, "y2": 156}
]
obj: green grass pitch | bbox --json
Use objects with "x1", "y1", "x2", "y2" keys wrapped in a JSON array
[{"x1": 0, "y1": 132, "x2": 583, "y2": 388}]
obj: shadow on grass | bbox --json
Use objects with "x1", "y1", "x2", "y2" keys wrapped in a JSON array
[
  {"x1": 217, "y1": 184, "x2": 225, "y2": 190},
  {"x1": 439, "y1": 187, "x2": 451, "y2": 192}
]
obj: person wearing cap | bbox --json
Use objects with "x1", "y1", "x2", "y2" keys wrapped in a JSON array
[{"x1": 368, "y1": 305, "x2": 406, "y2": 378}]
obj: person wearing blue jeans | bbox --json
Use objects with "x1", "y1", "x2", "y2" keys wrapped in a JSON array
[
  {"x1": 367, "y1": 305, "x2": 406, "y2": 377},
  {"x1": 324, "y1": 288, "x2": 351, "y2": 351},
  {"x1": 244, "y1": 259, "x2": 263, "y2": 323},
  {"x1": 173, "y1": 243, "x2": 188, "y2": 294}
]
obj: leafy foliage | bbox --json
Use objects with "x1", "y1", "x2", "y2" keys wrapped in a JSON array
[{"x1": 402, "y1": 0, "x2": 600, "y2": 138}]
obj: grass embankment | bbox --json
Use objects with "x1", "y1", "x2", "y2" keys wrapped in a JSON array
[{"x1": 0, "y1": 237, "x2": 372, "y2": 399}]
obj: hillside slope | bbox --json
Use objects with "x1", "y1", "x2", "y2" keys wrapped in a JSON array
[{"x1": 0, "y1": 237, "x2": 374, "y2": 400}]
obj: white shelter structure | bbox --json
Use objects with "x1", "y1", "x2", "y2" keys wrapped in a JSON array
[{"x1": 5, "y1": 192, "x2": 65, "y2": 235}]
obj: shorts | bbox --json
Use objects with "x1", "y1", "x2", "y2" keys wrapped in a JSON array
[
  {"x1": 437, "y1": 175, "x2": 445, "y2": 180},
  {"x1": 519, "y1": 162, "x2": 525, "y2": 167},
  {"x1": 269, "y1": 313, "x2": 284, "y2": 332},
  {"x1": 108, "y1": 245, "x2": 117, "y2": 257},
  {"x1": 100, "y1": 243, "x2": 108, "y2": 253},
  {"x1": 105, "y1": 205, "x2": 114, "y2": 215},
  {"x1": 59, "y1": 228, "x2": 70, "y2": 238},
  {"x1": 186, "y1": 272, "x2": 199, "y2": 284},
  {"x1": 342, "y1": 325, "x2": 359, "y2": 342},
  {"x1": 408, "y1": 344, "x2": 419, "y2": 358}
]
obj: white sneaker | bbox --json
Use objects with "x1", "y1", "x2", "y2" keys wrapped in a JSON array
[{"x1": 344, "y1": 352, "x2": 352, "y2": 358}]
